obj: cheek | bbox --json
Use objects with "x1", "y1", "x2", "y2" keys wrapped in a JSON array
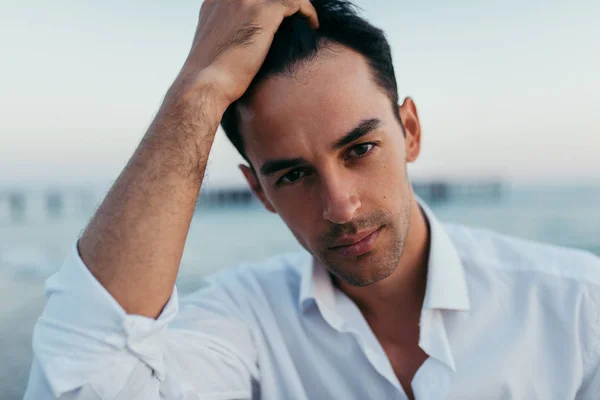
[
  {"x1": 276, "y1": 199, "x2": 322, "y2": 252},
  {"x1": 367, "y1": 147, "x2": 407, "y2": 186},
  {"x1": 272, "y1": 192, "x2": 320, "y2": 235},
  {"x1": 366, "y1": 149, "x2": 409, "y2": 206}
]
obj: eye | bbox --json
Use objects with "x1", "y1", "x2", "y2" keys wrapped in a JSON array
[
  {"x1": 277, "y1": 169, "x2": 309, "y2": 186},
  {"x1": 347, "y1": 143, "x2": 375, "y2": 158}
]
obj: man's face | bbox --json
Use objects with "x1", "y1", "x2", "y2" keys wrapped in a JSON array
[{"x1": 238, "y1": 45, "x2": 421, "y2": 286}]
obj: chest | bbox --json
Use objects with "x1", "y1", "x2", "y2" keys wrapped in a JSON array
[
  {"x1": 380, "y1": 341, "x2": 429, "y2": 400},
  {"x1": 259, "y1": 326, "x2": 578, "y2": 400},
  {"x1": 365, "y1": 309, "x2": 426, "y2": 396},
  {"x1": 257, "y1": 304, "x2": 584, "y2": 400}
]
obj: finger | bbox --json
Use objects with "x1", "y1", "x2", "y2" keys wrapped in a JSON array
[
  {"x1": 297, "y1": 0, "x2": 319, "y2": 29},
  {"x1": 274, "y1": 0, "x2": 319, "y2": 29}
]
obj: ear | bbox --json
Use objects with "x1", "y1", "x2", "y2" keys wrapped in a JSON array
[
  {"x1": 239, "y1": 164, "x2": 277, "y2": 213},
  {"x1": 398, "y1": 97, "x2": 422, "y2": 163}
]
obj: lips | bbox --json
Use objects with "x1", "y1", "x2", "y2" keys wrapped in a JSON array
[
  {"x1": 329, "y1": 227, "x2": 381, "y2": 248},
  {"x1": 328, "y1": 226, "x2": 382, "y2": 258}
]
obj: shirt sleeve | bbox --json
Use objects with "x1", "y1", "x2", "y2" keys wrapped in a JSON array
[
  {"x1": 576, "y1": 266, "x2": 600, "y2": 400},
  {"x1": 24, "y1": 241, "x2": 259, "y2": 400}
]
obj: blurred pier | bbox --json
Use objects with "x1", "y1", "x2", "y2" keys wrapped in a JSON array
[
  {"x1": 412, "y1": 179, "x2": 504, "y2": 203},
  {"x1": 197, "y1": 178, "x2": 506, "y2": 209},
  {"x1": 0, "y1": 187, "x2": 97, "y2": 223},
  {"x1": 198, "y1": 187, "x2": 255, "y2": 208},
  {"x1": 0, "y1": 179, "x2": 504, "y2": 221}
]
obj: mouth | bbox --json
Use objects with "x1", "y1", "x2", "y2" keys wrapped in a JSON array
[{"x1": 328, "y1": 226, "x2": 383, "y2": 258}]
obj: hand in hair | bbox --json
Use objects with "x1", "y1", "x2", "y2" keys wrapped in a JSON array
[{"x1": 176, "y1": 0, "x2": 320, "y2": 112}]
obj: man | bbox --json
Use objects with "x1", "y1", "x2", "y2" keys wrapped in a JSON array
[{"x1": 25, "y1": 0, "x2": 600, "y2": 399}]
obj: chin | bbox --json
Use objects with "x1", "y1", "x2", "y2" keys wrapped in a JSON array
[
  {"x1": 316, "y1": 224, "x2": 406, "y2": 287},
  {"x1": 342, "y1": 266, "x2": 397, "y2": 287},
  {"x1": 326, "y1": 250, "x2": 398, "y2": 287}
]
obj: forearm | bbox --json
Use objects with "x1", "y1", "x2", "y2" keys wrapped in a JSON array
[
  {"x1": 72, "y1": 0, "x2": 319, "y2": 320},
  {"x1": 79, "y1": 82, "x2": 223, "y2": 318}
]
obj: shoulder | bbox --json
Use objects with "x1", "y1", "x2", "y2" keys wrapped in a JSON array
[
  {"x1": 444, "y1": 223, "x2": 600, "y2": 287},
  {"x1": 180, "y1": 250, "x2": 311, "y2": 308},
  {"x1": 211, "y1": 250, "x2": 311, "y2": 288}
]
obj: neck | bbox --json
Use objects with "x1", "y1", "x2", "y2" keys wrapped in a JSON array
[{"x1": 334, "y1": 198, "x2": 431, "y2": 324}]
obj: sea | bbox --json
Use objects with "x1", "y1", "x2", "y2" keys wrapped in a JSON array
[{"x1": 0, "y1": 183, "x2": 599, "y2": 399}]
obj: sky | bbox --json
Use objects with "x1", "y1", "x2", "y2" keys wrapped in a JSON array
[{"x1": 1, "y1": 0, "x2": 599, "y2": 187}]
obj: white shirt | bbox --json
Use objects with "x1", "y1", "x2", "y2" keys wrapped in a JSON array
[{"x1": 25, "y1": 202, "x2": 600, "y2": 399}]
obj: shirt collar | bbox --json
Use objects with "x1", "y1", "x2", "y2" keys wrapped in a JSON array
[
  {"x1": 419, "y1": 200, "x2": 470, "y2": 311},
  {"x1": 298, "y1": 198, "x2": 471, "y2": 314},
  {"x1": 299, "y1": 256, "x2": 337, "y2": 313}
]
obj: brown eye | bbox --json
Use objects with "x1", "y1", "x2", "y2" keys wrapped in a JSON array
[
  {"x1": 348, "y1": 143, "x2": 375, "y2": 158},
  {"x1": 278, "y1": 169, "x2": 308, "y2": 186}
]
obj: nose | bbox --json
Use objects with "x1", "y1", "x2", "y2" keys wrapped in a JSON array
[{"x1": 320, "y1": 173, "x2": 361, "y2": 224}]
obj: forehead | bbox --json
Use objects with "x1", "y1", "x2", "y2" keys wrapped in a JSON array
[{"x1": 238, "y1": 45, "x2": 394, "y2": 166}]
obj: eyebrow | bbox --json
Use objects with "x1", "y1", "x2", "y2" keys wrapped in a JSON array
[
  {"x1": 259, "y1": 157, "x2": 308, "y2": 176},
  {"x1": 258, "y1": 118, "x2": 383, "y2": 177},
  {"x1": 331, "y1": 118, "x2": 383, "y2": 150}
]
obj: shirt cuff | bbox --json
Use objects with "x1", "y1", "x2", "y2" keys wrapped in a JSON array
[{"x1": 32, "y1": 240, "x2": 179, "y2": 397}]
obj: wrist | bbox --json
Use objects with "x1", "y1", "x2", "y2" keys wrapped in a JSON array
[{"x1": 171, "y1": 66, "x2": 235, "y2": 117}]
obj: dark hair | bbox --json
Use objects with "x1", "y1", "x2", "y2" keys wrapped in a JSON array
[{"x1": 220, "y1": 0, "x2": 400, "y2": 164}]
